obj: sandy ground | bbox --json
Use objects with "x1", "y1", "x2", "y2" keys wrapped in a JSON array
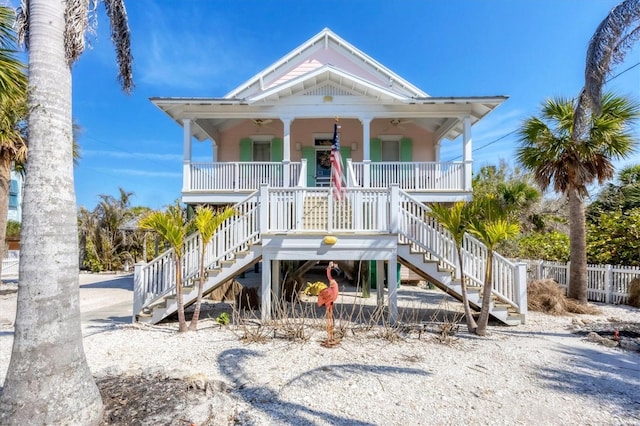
[{"x1": 1, "y1": 271, "x2": 639, "y2": 425}]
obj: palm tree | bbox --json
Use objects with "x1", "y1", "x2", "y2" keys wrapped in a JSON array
[
  {"x1": 568, "y1": 0, "x2": 640, "y2": 303},
  {"x1": 467, "y1": 197, "x2": 519, "y2": 336},
  {"x1": 517, "y1": 95, "x2": 639, "y2": 303},
  {"x1": 428, "y1": 202, "x2": 477, "y2": 333},
  {"x1": 189, "y1": 205, "x2": 236, "y2": 331},
  {"x1": 139, "y1": 205, "x2": 190, "y2": 333},
  {"x1": 0, "y1": 6, "x2": 27, "y2": 282},
  {"x1": 0, "y1": 1, "x2": 133, "y2": 424}
]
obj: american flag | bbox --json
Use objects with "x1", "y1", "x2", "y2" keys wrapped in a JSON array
[{"x1": 330, "y1": 122, "x2": 345, "y2": 198}]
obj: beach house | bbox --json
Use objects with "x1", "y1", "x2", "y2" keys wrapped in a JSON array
[{"x1": 135, "y1": 28, "x2": 527, "y2": 326}]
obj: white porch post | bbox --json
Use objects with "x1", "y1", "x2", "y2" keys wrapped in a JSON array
[
  {"x1": 212, "y1": 141, "x2": 218, "y2": 163},
  {"x1": 387, "y1": 257, "x2": 398, "y2": 324},
  {"x1": 376, "y1": 260, "x2": 384, "y2": 308},
  {"x1": 182, "y1": 118, "x2": 192, "y2": 192},
  {"x1": 361, "y1": 117, "x2": 372, "y2": 188},
  {"x1": 434, "y1": 142, "x2": 441, "y2": 162},
  {"x1": 282, "y1": 117, "x2": 291, "y2": 186},
  {"x1": 463, "y1": 116, "x2": 473, "y2": 191},
  {"x1": 261, "y1": 257, "x2": 272, "y2": 321}
]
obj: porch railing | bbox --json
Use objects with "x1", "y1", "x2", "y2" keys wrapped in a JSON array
[
  {"x1": 188, "y1": 162, "x2": 302, "y2": 191},
  {"x1": 350, "y1": 161, "x2": 465, "y2": 191}
]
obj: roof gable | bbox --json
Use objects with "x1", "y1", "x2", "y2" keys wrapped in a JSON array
[{"x1": 226, "y1": 28, "x2": 427, "y2": 100}]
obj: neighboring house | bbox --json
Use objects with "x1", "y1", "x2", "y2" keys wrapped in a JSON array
[
  {"x1": 137, "y1": 28, "x2": 527, "y2": 326},
  {"x1": 7, "y1": 169, "x2": 22, "y2": 223}
]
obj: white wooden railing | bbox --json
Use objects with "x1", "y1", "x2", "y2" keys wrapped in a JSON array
[
  {"x1": 351, "y1": 161, "x2": 465, "y2": 191},
  {"x1": 519, "y1": 259, "x2": 640, "y2": 305},
  {"x1": 135, "y1": 186, "x2": 527, "y2": 317},
  {"x1": 188, "y1": 162, "x2": 302, "y2": 191},
  {"x1": 397, "y1": 189, "x2": 524, "y2": 311},
  {"x1": 133, "y1": 192, "x2": 260, "y2": 315},
  {"x1": 1, "y1": 257, "x2": 19, "y2": 278}
]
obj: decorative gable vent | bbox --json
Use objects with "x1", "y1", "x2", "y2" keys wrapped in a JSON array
[{"x1": 303, "y1": 83, "x2": 355, "y2": 97}]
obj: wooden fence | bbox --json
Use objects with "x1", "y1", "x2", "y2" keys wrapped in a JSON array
[{"x1": 519, "y1": 259, "x2": 639, "y2": 305}]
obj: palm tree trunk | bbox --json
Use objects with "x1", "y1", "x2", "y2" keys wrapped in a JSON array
[
  {"x1": 175, "y1": 255, "x2": 188, "y2": 332},
  {"x1": 0, "y1": 156, "x2": 12, "y2": 281},
  {"x1": 457, "y1": 247, "x2": 477, "y2": 333},
  {"x1": 189, "y1": 248, "x2": 206, "y2": 331},
  {"x1": 475, "y1": 251, "x2": 494, "y2": 336},
  {"x1": 568, "y1": 188, "x2": 588, "y2": 303},
  {"x1": 0, "y1": 1, "x2": 103, "y2": 424}
]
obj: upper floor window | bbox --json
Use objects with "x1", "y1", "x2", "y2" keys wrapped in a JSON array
[
  {"x1": 381, "y1": 140, "x2": 400, "y2": 161},
  {"x1": 252, "y1": 140, "x2": 271, "y2": 161}
]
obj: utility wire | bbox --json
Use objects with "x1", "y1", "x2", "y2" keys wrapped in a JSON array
[{"x1": 444, "y1": 61, "x2": 640, "y2": 162}]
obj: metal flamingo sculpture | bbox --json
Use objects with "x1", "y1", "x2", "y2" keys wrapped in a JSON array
[{"x1": 318, "y1": 261, "x2": 339, "y2": 343}]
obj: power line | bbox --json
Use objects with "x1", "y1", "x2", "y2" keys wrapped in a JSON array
[{"x1": 606, "y1": 61, "x2": 640, "y2": 83}]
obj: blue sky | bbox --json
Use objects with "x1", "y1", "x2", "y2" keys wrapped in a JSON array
[{"x1": 66, "y1": 0, "x2": 639, "y2": 210}]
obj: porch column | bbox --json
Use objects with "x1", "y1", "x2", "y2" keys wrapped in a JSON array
[
  {"x1": 282, "y1": 117, "x2": 292, "y2": 186},
  {"x1": 463, "y1": 116, "x2": 473, "y2": 191},
  {"x1": 182, "y1": 118, "x2": 192, "y2": 192},
  {"x1": 434, "y1": 142, "x2": 441, "y2": 162},
  {"x1": 387, "y1": 257, "x2": 398, "y2": 324},
  {"x1": 360, "y1": 117, "x2": 372, "y2": 188},
  {"x1": 212, "y1": 141, "x2": 218, "y2": 162}
]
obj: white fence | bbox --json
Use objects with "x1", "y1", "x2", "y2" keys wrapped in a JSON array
[
  {"x1": 520, "y1": 259, "x2": 639, "y2": 305},
  {"x1": 2, "y1": 257, "x2": 19, "y2": 278}
]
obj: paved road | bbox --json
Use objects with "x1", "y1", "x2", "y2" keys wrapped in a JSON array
[{"x1": 0, "y1": 273, "x2": 134, "y2": 336}]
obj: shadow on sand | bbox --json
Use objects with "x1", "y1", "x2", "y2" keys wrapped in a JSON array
[{"x1": 217, "y1": 348, "x2": 430, "y2": 425}]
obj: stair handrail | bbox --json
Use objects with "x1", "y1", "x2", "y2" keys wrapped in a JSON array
[
  {"x1": 135, "y1": 191, "x2": 260, "y2": 315},
  {"x1": 397, "y1": 189, "x2": 519, "y2": 308}
]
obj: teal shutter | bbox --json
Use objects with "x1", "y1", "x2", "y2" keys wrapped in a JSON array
[
  {"x1": 400, "y1": 138, "x2": 413, "y2": 162},
  {"x1": 240, "y1": 138, "x2": 252, "y2": 161},
  {"x1": 340, "y1": 146, "x2": 351, "y2": 171},
  {"x1": 370, "y1": 138, "x2": 382, "y2": 162},
  {"x1": 302, "y1": 146, "x2": 315, "y2": 186},
  {"x1": 270, "y1": 138, "x2": 283, "y2": 162}
]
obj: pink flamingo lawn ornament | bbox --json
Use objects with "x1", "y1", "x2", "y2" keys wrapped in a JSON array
[{"x1": 318, "y1": 261, "x2": 340, "y2": 346}]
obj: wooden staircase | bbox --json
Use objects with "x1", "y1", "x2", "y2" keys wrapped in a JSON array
[{"x1": 133, "y1": 187, "x2": 527, "y2": 326}]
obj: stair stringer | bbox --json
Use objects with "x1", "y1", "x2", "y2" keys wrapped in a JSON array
[
  {"x1": 397, "y1": 244, "x2": 523, "y2": 326},
  {"x1": 138, "y1": 244, "x2": 262, "y2": 324}
]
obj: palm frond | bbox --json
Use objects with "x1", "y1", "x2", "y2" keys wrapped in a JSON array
[
  {"x1": 194, "y1": 205, "x2": 237, "y2": 245},
  {"x1": 584, "y1": 0, "x2": 640, "y2": 114},
  {"x1": 103, "y1": 0, "x2": 133, "y2": 93}
]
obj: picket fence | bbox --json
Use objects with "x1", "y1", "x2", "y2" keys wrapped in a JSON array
[
  {"x1": 1, "y1": 257, "x2": 19, "y2": 279},
  {"x1": 519, "y1": 259, "x2": 639, "y2": 305}
]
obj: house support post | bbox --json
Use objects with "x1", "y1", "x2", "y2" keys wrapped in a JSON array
[
  {"x1": 272, "y1": 260, "x2": 281, "y2": 317},
  {"x1": 376, "y1": 260, "x2": 384, "y2": 308},
  {"x1": 261, "y1": 256, "x2": 272, "y2": 321},
  {"x1": 182, "y1": 118, "x2": 192, "y2": 192},
  {"x1": 361, "y1": 117, "x2": 371, "y2": 188},
  {"x1": 387, "y1": 257, "x2": 398, "y2": 324},
  {"x1": 515, "y1": 262, "x2": 527, "y2": 323},
  {"x1": 282, "y1": 117, "x2": 291, "y2": 187},
  {"x1": 463, "y1": 116, "x2": 472, "y2": 191},
  {"x1": 132, "y1": 262, "x2": 146, "y2": 323}
]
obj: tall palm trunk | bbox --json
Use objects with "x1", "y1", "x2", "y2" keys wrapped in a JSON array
[
  {"x1": 456, "y1": 246, "x2": 477, "y2": 333},
  {"x1": 0, "y1": 1, "x2": 103, "y2": 424},
  {"x1": 188, "y1": 242, "x2": 206, "y2": 331},
  {"x1": 475, "y1": 251, "x2": 493, "y2": 336},
  {"x1": 568, "y1": 188, "x2": 588, "y2": 303},
  {"x1": 175, "y1": 254, "x2": 187, "y2": 332},
  {"x1": 0, "y1": 156, "x2": 12, "y2": 280}
]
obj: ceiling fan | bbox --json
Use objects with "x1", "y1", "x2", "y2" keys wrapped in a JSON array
[
  {"x1": 383, "y1": 118, "x2": 413, "y2": 132},
  {"x1": 252, "y1": 118, "x2": 273, "y2": 127}
]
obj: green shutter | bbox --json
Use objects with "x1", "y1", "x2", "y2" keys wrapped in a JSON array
[
  {"x1": 370, "y1": 138, "x2": 382, "y2": 162},
  {"x1": 400, "y1": 138, "x2": 413, "y2": 162},
  {"x1": 270, "y1": 138, "x2": 283, "y2": 162},
  {"x1": 240, "y1": 138, "x2": 252, "y2": 162},
  {"x1": 302, "y1": 146, "x2": 315, "y2": 186},
  {"x1": 340, "y1": 146, "x2": 351, "y2": 171}
]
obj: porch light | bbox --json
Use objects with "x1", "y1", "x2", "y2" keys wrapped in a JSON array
[
  {"x1": 351, "y1": 142, "x2": 357, "y2": 151},
  {"x1": 295, "y1": 142, "x2": 301, "y2": 151},
  {"x1": 323, "y1": 236, "x2": 337, "y2": 245},
  {"x1": 323, "y1": 95, "x2": 333, "y2": 102}
]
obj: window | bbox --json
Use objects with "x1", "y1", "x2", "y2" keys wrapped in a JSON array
[
  {"x1": 252, "y1": 141, "x2": 271, "y2": 161},
  {"x1": 381, "y1": 140, "x2": 400, "y2": 161},
  {"x1": 8, "y1": 179, "x2": 18, "y2": 209}
]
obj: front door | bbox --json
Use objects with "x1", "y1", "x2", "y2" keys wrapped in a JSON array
[{"x1": 315, "y1": 148, "x2": 332, "y2": 187}]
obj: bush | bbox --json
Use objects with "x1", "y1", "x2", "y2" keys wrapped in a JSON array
[{"x1": 518, "y1": 231, "x2": 569, "y2": 262}]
